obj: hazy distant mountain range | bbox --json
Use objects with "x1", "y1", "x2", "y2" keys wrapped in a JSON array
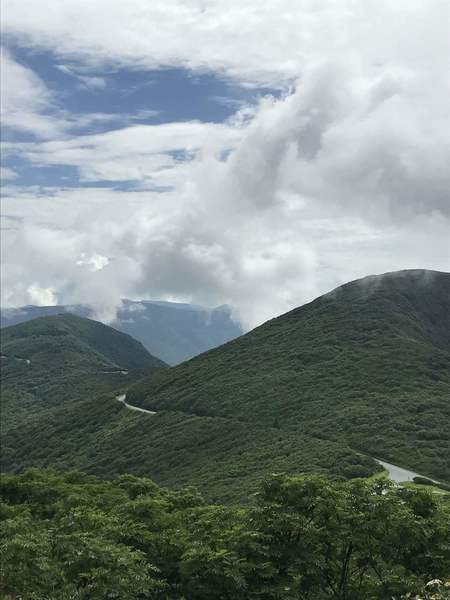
[{"x1": 0, "y1": 300, "x2": 243, "y2": 365}]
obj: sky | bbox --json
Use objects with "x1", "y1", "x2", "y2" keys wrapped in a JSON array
[{"x1": 1, "y1": 0, "x2": 449, "y2": 328}]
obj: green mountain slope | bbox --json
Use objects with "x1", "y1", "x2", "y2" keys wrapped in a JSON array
[
  {"x1": 3, "y1": 270, "x2": 448, "y2": 500},
  {"x1": 1, "y1": 317, "x2": 379, "y2": 502},
  {"x1": 1, "y1": 313, "x2": 165, "y2": 371},
  {"x1": 2, "y1": 393, "x2": 377, "y2": 502},
  {"x1": 126, "y1": 269, "x2": 450, "y2": 481},
  {"x1": 1, "y1": 314, "x2": 166, "y2": 431}
]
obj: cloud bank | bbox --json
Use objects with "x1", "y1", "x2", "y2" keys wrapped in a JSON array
[{"x1": 2, "y1": 1, "x2": 449, "y2": 327}]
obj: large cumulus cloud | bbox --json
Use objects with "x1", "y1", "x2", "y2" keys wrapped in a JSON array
[{"x1": 2, "y1": 1, "x2": 449, "y2": 327}]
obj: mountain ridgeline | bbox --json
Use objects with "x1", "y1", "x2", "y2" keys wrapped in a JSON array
[
  {"x1": 1, "y1": 314, "x2": 166, "y2": 432},
  {"x1": 1, "y1": 312, "x2": 166, "y2": 371},
  {"x1": 2, "y1": 269, "x2": 449, "y2": 501},
  {"x1": 127, "y1": 269, "x2": 450, "y2": 482},
  {"x1": 1, "y1": 300, "x2": 243, "y2": 365}
]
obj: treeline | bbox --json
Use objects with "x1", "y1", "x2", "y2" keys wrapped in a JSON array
[{"x1": 1, "y1": 469, "x2": 449, "y2": 599}]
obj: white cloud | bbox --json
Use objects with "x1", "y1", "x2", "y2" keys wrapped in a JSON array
[
  {"x1": 0, "y1": 47, "x2": 70, "y2": 138},
  {"x1": 2, "y1": 58, "x2": 449, "y2": 326},
  {"x1": 1, "y1": 2, "x2": 449, "y2": 326},
  {"x1": 27, "y1": 284, "x2": 57, "y2": 306},
  {"x1": 4, "y1": 120, "x2": 241, "y2": 184},
  {"x1": 0, "y1": 167, "x2": 18, "y2": 180},
  {"x1": 56, "y1": 64, "x2": 107, "y2": 89},
  {"x1": 3, "y1": 1, "x2": 449, "y2": 86},
  {"x1": 0, "y1": 49, "x2": 160, "y2": 140},
  {"x1": 76, "y1": 253, "x2": 109, "y2": 272},
  {"x1": 2, "y1": 178, "x2": 448, "y2": 327}
]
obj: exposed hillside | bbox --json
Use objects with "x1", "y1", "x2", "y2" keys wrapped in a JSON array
[
  {"x1": 1, "y1": 300, "x2": 243, "y2": 365},
  {"x1": 127, "y1": 270, "x2": 450, "y2": 481},
  {"x1": 1, "y1": 314, "x2": 166, "y2": 431}
]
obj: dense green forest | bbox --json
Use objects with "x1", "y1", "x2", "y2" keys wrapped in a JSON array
[
  {"x1": 1, "y1": 314, "x2": 166, "y2": 430},
  {"x1": 2, "y1": 393, "x2": 379, "y2": 502},
  {"x1": 1, "y1": 468, "x2": 449, "y2": 599},
  {"x1": 127, "y1": 270, "x2": 450, "y2": 482},
  {"x1": 3, "y1": 271, "x2": 450, "y2": 502},
  {"x1": 1, "y1": 313, "x2": 165, "y2": 372},
  {"x1": 2, "y1": 309, "x2": 382, "y2": 502}
]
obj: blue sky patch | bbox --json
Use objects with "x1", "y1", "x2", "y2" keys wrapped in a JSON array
[{"x1": 3, "y1": 43, "x2": 279, "y2": 190}]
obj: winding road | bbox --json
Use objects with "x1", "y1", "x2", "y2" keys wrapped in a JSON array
[
  {"x1": 102, "y1": 370, "x2": 129, "y2": 375},
  {"x1": 373, "y1": 458, "x2": 440, "y2": 484},
  {"x1": 1, "y1": 354, "x2": 31, "y2": 366},
  {"x1": 116, "y1": 393, "x2": 157, "y2": 415},
  {"x1": 5, "y1": 348, "x2": 438, "y2": 487},
  {"x1": 113, "y1": 390, "x2": 441, "y2": 485}
]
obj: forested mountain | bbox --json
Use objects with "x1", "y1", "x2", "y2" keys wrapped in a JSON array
[
  {"x1": 1, "y1": 314, "x2": 166, "y2": 431},
  {"x1": 1, "y1": 300, "x2": 243, "y2": 365},
  {"x1": 2, "y1": 392, "x2": 378, "y2": 502},
  {"x1": 2, "y1": 313, "x2": 379, "y2": 502},
  {"x1": 126, "y1": 269, "x2": 450, "y2": 482},
  {"x1": 3, "y1": 270, "x2": 449, "y2": 501}
]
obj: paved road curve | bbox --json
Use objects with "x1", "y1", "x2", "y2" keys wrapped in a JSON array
[
  {"x1": 1, "y1": 354, "x2": 31, "y2": 365},
  {"x1": 116, "y1": 393, "x2": 157, "y2": 415},
  {"x1": 374, "y1": 458, "x2": 439, "y2": 484},
  {"x1": 112, "y1": 396, "x2": 442, "y2": 484}
]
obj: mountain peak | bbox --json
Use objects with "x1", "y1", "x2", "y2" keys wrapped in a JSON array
[{"x1": 126, "y1": 269, "x2": 450, "y2": 482}]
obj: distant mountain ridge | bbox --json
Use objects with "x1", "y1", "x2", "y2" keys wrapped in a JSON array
[
  {"x1": 1, "y1": 300, "x2": 243, "y2": 365},
  {"x1": 1, "y1": 314, "x2": 166, "y2": 432}
]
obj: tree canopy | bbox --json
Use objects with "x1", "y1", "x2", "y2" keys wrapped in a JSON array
[{"x1": 1, "y1": 468, "x2": 449, "y2": 599}]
